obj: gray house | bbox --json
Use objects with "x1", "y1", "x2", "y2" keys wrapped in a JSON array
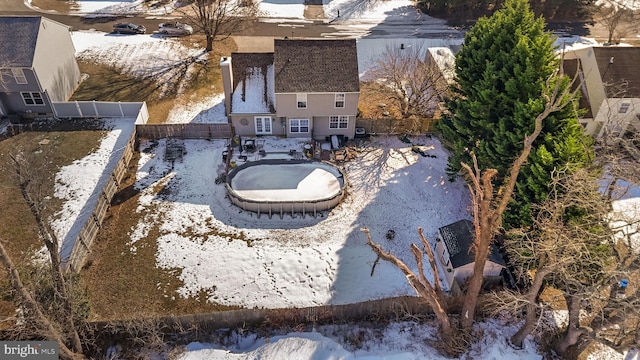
[
  {"x1": 0, "y1": 16, "x2": 81, "y2": 117},
  {"x1": 221, "y1": 39, "x2": 360, "y2": 140}
]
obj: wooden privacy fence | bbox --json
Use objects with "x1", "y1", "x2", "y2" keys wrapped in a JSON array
[
  {"x1": 137, "y1": 123, "x2": 233, "y2": 140},
  {"x1": 356, "y1": 117, "x2": 438, "y2": 135},
  {"x1": 90, "y1": 296, "x2": 436, "y2": 336},
  {"x1": 64, "y1": 128, "x2": 137, "y2": 273}
]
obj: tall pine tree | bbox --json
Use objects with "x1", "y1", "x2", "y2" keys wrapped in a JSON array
[{"x1": 438, "y1": 0, "x2": 591, "y2": 227}]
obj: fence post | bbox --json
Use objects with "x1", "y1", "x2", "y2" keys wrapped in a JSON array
[{"x1": 75, "y1": 101, "x2": 83, "y2": 117}]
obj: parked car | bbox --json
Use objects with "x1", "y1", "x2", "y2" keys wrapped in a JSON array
[
  {"x1": 158, "y1": 22, "x2": 193, "y2": 36},
  {"x1": 113, "y1": 22, "x2": 146, "y2": 34}
]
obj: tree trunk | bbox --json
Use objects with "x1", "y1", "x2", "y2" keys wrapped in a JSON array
[
  {"x1": 460, "y1": 169, "x2": 496, "y2": 329},
  {"x1": 206, "y1": 34, "x2": 214, "y2": 52},
  {"x1": 0, "y1": 241, "x2": 77, "y2": 359},
  {"x1": 511, "y1": 267, "x2": 551, "y2": 347},
  {"x1": 12, "y1": 154, "x2": 83, "y2": 354},
  {"x1": 554, "y1": 294, "x2": 588, "y2": 357},
  {"x1": 362, "y1": 228, "x2": 452, "y2": 334}
]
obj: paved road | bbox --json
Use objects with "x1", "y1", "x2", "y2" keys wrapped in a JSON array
[
  {"x1": 3, "y1": 0, "x2": 634, "y2": 42},
  {"x1": 0, "y1": 0, "x2": 467, "y2": 39}
]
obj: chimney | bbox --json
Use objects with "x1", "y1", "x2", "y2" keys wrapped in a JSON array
[{"x1": 220, "y1": 57, "x2": 233, "y2": 116}]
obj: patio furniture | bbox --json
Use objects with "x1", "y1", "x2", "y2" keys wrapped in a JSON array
[{"x1": 244, "y1": 139, "x2": 256, "y2": 152}]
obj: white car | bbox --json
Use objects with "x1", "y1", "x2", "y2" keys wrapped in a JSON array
[{"x1": 158, "y1": 22, "x2": 193, "y2": 36}]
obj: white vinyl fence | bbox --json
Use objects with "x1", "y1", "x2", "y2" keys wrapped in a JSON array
[{"x1": 52, "y1": 101, "x2": 149, "y2": 123}]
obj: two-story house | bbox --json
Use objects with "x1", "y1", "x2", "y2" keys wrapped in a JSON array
[
  {"x1": 221, "y1": 39, "x2": 360, "y2": 141},
  {"x1": 0, "y1": 16, "x2": 81, "y2": 117}
]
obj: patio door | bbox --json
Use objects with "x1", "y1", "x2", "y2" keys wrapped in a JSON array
[{"x1": 255, "y1": 116, "x2": 272, "y2": 135}]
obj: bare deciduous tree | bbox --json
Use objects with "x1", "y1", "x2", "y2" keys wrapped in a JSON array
[
  {"x1": 0, "y1": 150, "x2": 84, "y2": 358},
  {"x1": 595, "y1": 0, "x2": 640, "y2": 44},
  {"x1": 0, "y1": 240, "x2": 80, "y2": 359},
  {"x1": 362, "y1": 228, "x2": 471, "y2": 357},
  {"x1": 486, "y1": 168, "x2": 614, "y2": 348},
  {"x1": 179, "y1": 0, "x2": 259, "y2": 52},
  {"x1": 365, "y1": 44, "x2": 450, "y2": 121}
]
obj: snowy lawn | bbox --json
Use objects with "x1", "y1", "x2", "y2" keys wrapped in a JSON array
[
  {"x1": 62, "y1": 0, "x2": 426, "y2": 22},
  {"x1": 130, "y1": 135, "x2": 469, "y2": 308}
]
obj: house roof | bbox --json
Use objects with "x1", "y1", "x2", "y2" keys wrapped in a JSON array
[
  {"x1": 563, "y1": 58, "x2": 593, "y2": 118},
  {"x1": 427, "y1": 47, "x2": 456, "y2": 84},
  {"x1": 273, "y1": 39, "x2": 360, "y2": 93},
  {"x1": 593, "y1": 47, "x2": 640, "y2": 98},
  {"x1": 230, "y1": 52, "x2": 275, "y2": 114},
  {"x1": 438, "y1": 219, "x2": 506, "y2": 269},
  {"x1": 0, "y1": 16, "x2": 42, "y2": 67}
]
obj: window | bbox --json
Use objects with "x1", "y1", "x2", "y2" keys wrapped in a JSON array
[
  {"x1": 290, "y1": 119, "x2": 309, "y2": 133},
  {"x1": 296, "y1": 93, "x2": 307, "y2": 109},
  {"x1": 329, "y1": 115, "x2": 349, "y2": 129},
  {"x1": 255, "y1": 116, "x2": 272, "y2": 134},
  {"x1": 619, "y1": 102, "x2": 631, "y2": 114},
  {"x1": 21, "y1": 92, "x2": 44, "y2": 105},
  {"x1": 12, "y1": 68, "x2": 27, "y2": 84},
  {"x1": 335, "y1": 93, "x2": 345, "y2": 108},
  {"x1": 439, "y1": 244, "x2": 450, "y2": 266}
]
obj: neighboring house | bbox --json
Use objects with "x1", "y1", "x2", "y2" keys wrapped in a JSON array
[
  {"x1": 563, "y1": 46, "x2": 640, "y2": 137},
  {"x1": 221, "y1": 39, "x2": 360, "y2": 140},
  {"x1": 434, "y1": 219, "x2": 506, "y2": 292},
  {"x1": 426, "y1": 47, "x2": 457, "y2": 119},
  {"x1": 0, "y1": 16, "x2": 81, "y2": 117},
  {"x1": 426, "y1": 47, "x2": 456, "y2": 101}
]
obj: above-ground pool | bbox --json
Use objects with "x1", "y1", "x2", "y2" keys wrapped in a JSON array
[{"x1": 226, "y1": 159, "x2": 347, "y2": 218}]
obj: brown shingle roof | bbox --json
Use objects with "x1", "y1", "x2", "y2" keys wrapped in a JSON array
[
  {"x1": 230, "y1": 52, "x2": 274, "y2": 92},
  {"x1": 273, "y1": 39, "x2": 359, "y2": 93},
  {"x1": 593, "y1": 47, "x2": 640, "y2": 98}
]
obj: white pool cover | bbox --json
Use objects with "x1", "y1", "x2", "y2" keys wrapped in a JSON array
[{"x1": 230, "y1": 163, "x2": 344, "y2": 202}]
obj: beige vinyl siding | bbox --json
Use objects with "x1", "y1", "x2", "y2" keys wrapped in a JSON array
[
  {"x1": 31, "y1": 18, "x2": 81, "y2": 102},
  {"x1": 275, "y1": 92, "x2": 358, "y2": 118}
]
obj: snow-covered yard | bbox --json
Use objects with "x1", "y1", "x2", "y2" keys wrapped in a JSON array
[
  {"x1": 131, "y1": 135, "x2": 469, "y2": 308},
  {"x1": 41, "y1": 0, "x2": 639, "y2": 357}
]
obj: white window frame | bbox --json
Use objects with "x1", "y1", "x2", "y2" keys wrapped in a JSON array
[
  {"x1": 12, "y1": 68, "x2": 27, "y2": 84},
  {"x1": 440, "y1": 245, "x2": 450, "y2": 266},
  {"x1": 254, "y1": 116, "x2": 272, "y2": 134},
  {"x1": 334, "y1": 93, "x2": 345, "y2": 108},
  {"x1": 290, "y1": 119, "x2": 309, "y2": 133},
  {"x1": 329, "y1": 115, "x2": 349, "y2": 129},
  {"x1": 296, "y1": 93, "x2": 307, "y2": 109},
  {"x1": 619, "y1": 102, "x2": 631, "y2": 114},
  {"x1": 21, "y1": 92, "x2": 44, "y2": 106}
]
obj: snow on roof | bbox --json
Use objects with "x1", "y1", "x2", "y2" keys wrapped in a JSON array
[
  {"x1": 427, "y1": 47, "x2": 456, "y2": 84},
  {"x1": 231, "y1": 65, "x2": 275, "y2": 114}
]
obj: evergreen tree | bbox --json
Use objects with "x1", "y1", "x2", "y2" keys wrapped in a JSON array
[{"x1": 438, "y1": 0, "x2": 592, "y2": 227}]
